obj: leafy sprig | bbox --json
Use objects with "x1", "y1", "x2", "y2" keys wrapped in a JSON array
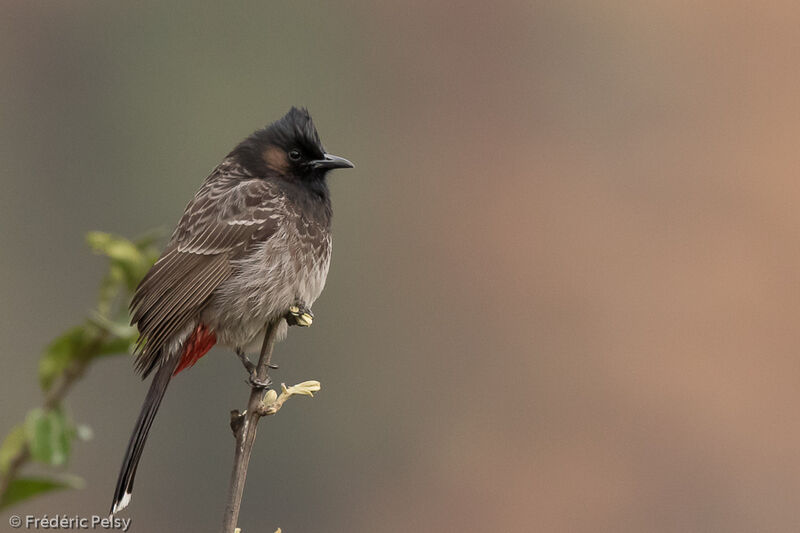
[{"x1": 0, "y1": 231, "x2": 159, "y2": 509}]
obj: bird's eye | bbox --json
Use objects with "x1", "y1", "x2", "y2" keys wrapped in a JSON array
[{"x1": 288, "y1": 149, "x2": 302, "y2": 161}]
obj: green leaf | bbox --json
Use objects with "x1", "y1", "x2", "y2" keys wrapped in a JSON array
[
  {"x1": 91, "y1": 315, "x2": 137, "y2": 339},
  {"x1": 0, "y1": 475, "x2": 83, "y2": 510},
  {"x1": 86, "y1": 231, "x2": 154, "y2": 291},
  {"x1": 86, "y1": 316, "x2": 138, "y2": 358},
  {"x1": 24, "y1": 408, "x2": 72, "y2": 467},
  {"x1": 96, "y1": 336, "x2": 136, "y2": 357},
  {"x1": 89, "y1": 314, "x2": 138, "y2": 345},
  {"x1": 86, "y1": 232, "x2": 142, "y2": 265},
  {"x1": 38, "y1": 326, "x2": 91, "y2": 392},
  {"x1": 0, "y1": 425, "x2": 26, "y2": 475}
]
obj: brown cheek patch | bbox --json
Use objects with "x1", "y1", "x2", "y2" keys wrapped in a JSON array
[{"x1": 262, "y1": 146, "x2": 289, "y2": 173}]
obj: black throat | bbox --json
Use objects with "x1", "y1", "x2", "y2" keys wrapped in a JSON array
[{"x1": 282, "y1": 175, "x2": 333, "y2": 228}]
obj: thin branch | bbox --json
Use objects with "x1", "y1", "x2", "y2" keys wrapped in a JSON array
[
  {"x1": 0, "y1": 447, "x2": 29, "y2": 498},
  {"x1": 221, "y1": 320, "x2": 281, "y2": 533},
  {"x1": 221, "y1": 321, "x2": 321, "y2": 533},
  {"x1": 43, "y1": 352, "x2": 93, "y2": 411}
]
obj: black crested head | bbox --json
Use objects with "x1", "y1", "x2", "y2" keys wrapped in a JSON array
[
  {"x1": 266, "y1": 107, "x2": 325, "y2": 158},
  {"x1": 230, "y1": 107, "x2": 327, "y2": 178},
  {"x1": 228, "y1": 107, "x2": 353, "y2": 205}
]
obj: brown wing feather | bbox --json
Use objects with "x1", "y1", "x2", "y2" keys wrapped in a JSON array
[{"x1": 130, "y1": 167, "x2": 281, "y2": 377}]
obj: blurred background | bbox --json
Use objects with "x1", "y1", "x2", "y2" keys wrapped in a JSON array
[{"x1": 2, "y1": 1, "x2": 800, "y2": 531}]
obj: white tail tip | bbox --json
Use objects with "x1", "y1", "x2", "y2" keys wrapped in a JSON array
[{"x1": 111, "y1": 491, "x2": 132, "y2": 515}]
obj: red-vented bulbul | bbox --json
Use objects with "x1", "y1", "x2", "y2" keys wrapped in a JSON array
[{"x1": 110, "y1": 107, "x2": 353, "y2": 514}]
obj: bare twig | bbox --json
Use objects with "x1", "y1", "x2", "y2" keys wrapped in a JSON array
[
  {"x1": 43, "y1": 350, "x2": 94, "y2": 411},
  {"x1": 221, "y1": 320, "x2": 280, "y2": 533},
  {"x1": 221, "y1": 320, "x2": 320, "y2": 533}
]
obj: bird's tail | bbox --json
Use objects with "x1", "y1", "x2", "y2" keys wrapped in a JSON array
[{"x1": 110, "y1": 352, "x2": 180, "y2": 515}]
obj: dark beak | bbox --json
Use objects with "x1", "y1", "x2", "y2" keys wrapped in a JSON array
[{"x1": 311, "y1": 153, "x2": 354, "y2": 170}]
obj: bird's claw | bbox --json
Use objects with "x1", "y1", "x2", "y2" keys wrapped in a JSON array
[
  {"x1": 286, "y1": 303, "x2": 313, "y2": 327},
  {"x1": 248, "y1": 372, "x2": 272, "y2": 390},
  {"x1": 238, "y1": 349, "x2": 274, "y2": 388}
]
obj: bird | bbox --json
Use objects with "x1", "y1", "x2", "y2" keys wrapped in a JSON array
[{"x1": 110, "y1": 107, "x2": 353, "y2": 515}]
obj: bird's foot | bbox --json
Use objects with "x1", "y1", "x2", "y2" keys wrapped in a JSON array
[
  {"x1": 248, "y1": 373, "x2": 272, "y2": 390},
  {"x1": 237, "y1": 349, "x2": 276, "y2": 389},
  {"x1": 286, "y1": 303, "x2": 313, "y2": 327}
]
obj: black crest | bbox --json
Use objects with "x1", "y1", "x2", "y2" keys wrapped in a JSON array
[
  {"x1": 230, "y1": 107, "x2": 326, "y2": 175},
  {"x1": 268, "y1": 107, "x2": 325, "y2": 157}
]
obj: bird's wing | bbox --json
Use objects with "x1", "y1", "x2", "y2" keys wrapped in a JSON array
[{"x1": 130, "y1": 172, "x2": 283, "y2": 376}]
